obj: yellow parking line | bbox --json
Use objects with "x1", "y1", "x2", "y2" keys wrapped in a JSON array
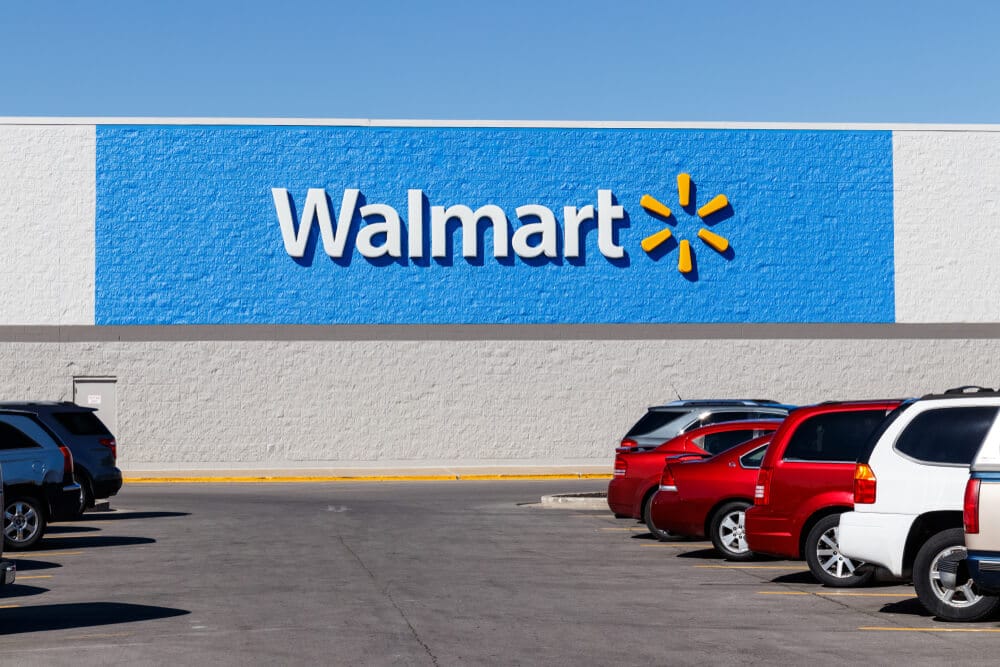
[
  {"x1": 696, "y1": 565, "x2": 805, "y2": 570},
  {"x1": 641, "y1": 543, "x2": 713, "y2": 548},
  {"x1": 6, "y1": 551, "x2": 83, "y2": 558},
  {"x1": 757, "y1": 591, "x2": 916, "y2": 598},
  {"x1": 0, "y1": 605, "x2": 19, "y2": 609},
  {"x1": 125, "y1": 473, "x2": 613, "y2": 483},
  {"x1": 600, "y1": 527, "x2": 646, "y2": 531},
  {"x1": 65, "y1": 632, "x2": 131, "y2": 640},
  {"x1": 859, "y1": 626, "x2": 1000, "y2": 633},
  {"x1": 14, "y1": 575, "x2": 52, "y2": 580}
]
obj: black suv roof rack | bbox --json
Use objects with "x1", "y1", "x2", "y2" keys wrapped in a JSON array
[{"x1": 920, "y1": 386, "x2": 1000, "y2": 399}]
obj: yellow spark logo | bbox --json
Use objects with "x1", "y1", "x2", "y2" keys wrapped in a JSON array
[{"x1": 640, "y1": 173, "x2": 732, "y2": 274}]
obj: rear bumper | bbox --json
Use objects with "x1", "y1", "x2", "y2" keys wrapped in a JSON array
[
  {"x1": 0, "y1": 560, "x2": 14, "y2": 586},
  {"x1": 967, "y1": 551, "x2": 1000, "y2": 595},
  {"x1": 45, "y1": 482, "x2": 82, "y2": 522},
  {"x1": 91, "y1": 471, "x2": 123, "y2": 499},
  {"x1": 744, "y1": 509, "x2": 797, "y2": 559},
  {"x1": 649, "y1": 490, "x2": 703, "y2": 537},
  {"x1": 838, "y1": 511, "x2": 913, "y2": 577},
  {"x1": 607, "y1": 478, "x2": 642, "y2": 518}
]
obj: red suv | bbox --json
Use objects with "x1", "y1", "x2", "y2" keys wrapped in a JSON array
[
  {"x1": 608, "y1": 420, "x2": 781, "y2": 539},
  {"x1": 745, "y1": 400, "x2": 900, "y2": 586}
]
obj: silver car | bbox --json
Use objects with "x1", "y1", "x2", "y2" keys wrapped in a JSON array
[{"x1": 618, "y1": 400, "x2": 793, "y2": 452}]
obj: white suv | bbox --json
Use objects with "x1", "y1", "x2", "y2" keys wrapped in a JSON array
[{"x1": 838, "y1": 388, "x2": 1000, "y2": 621}]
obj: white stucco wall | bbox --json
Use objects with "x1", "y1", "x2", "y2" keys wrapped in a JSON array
[
  {"x1": 894, "y1": 131, "x2": 1000, "y2": 322},
  {"x1": 0, "y1": 125, "x2": 95, "y2": 325}
]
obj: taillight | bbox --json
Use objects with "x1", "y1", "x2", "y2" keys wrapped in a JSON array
[
  {"x1": 659, "y1": 465, "x2": 677, "y2": 491},
  {"x1": 964, "y1": 478, "x2": 981, "y2": 534},
  {"x1": 617, "y1": 438, "x2": 638, "y2": 453},
  {"x1": 59, "y1": 445, "x2": 74, "y2": 476},
  {"x1": 99, "y1": 437, "x2": 117, "y2": 461},
  {"x1": 853, "y1": 464, "x2": 877, "y2": 505},
  {"x1": 754, "y1": 467, "x2": 771, "y2": 505},
  {"x1": 613, "y1": 456, "x2": 627, "y2": 477}
]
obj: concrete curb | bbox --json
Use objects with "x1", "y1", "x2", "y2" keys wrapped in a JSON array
[{"x1": 539, "y1": 492, "x2": 610, "y2": 510}]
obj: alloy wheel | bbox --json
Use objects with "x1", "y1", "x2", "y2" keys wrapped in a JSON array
[
  {"x1": 718, "y1": 510, "x2": 749, "y2": 554},
  {"x1": 4, "y1": 501, "x2": 40, "y2": 545},
  {"x1": 815, "y1": 525, "x2": 864, "y2": 579},
  {"x1": 929, "y1": 546, "x2": 983, "y2": 608}
]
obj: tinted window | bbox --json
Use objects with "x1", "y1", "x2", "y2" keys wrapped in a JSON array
[
  {"x1": 53, "y1": 411, "x2": 111, "y2": 436},
  {"x1": 625, "y1": 410, "x2": 688, "y2": 437},
  {"x1": 693, "y1": 429, "x2": 758, "y2": 455},
  {"x1": 699, "y1": 411, "x2": 756, "y2": 427},
  {"x1": 783, "y1": 410, "x2": 889, "y2": 462},
  {"x1": 741, "y1": 444, "x2": 769, "y2": 468},
  {"x1": 0, "y1": 414, "x2": 60, "y2": 451},
  {"x1": 895, "y1": 406, "x2": 999, "y2": 465}
]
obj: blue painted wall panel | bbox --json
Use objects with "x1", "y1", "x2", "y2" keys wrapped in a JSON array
[{"x1": 95, "y1": 127, "x2": 894, "y2": 324}]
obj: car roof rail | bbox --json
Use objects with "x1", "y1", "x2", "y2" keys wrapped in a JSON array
[{"x1": 943, "y1": 385, "x2": 996, "y2": 394}]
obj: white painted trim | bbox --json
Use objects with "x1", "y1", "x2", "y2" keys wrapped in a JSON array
[{"x1": 2, "y1": 117, "x2": 1000, "y2": 131}]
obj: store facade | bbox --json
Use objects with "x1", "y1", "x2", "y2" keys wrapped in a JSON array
[{"x1": 1, "y1": 119, "x2": 999, "y2": 471}]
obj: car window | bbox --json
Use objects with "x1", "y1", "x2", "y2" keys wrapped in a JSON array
[
  {"x1": 692, "y1": 429, "x2": 758, "y2": 455},
  {"x1": 699, "y1": 411, "x2": 756, "y2": 427},
  {"x1": 894, "y1": 406, "x2": 999, "y2": 465},
  {"x1": 625, "y1": 410, "x2": 689, "y2": 437},
  {"x1": 783, "y1": 410, "x2": 889, "y2": 463},
  {"x1": 740, "y1": 444, "x2": 768, "y2": 468},
  {"x1": 0, "y1": 415, "x2": 54, "y2": 450},
  {"x1": 52, "y1": 411, "x2": 112, "y2": 436}
]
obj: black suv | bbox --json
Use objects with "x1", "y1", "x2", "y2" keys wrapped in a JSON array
[{"x1": 0, "y1": 403, "x2": 122, "y2": 516}]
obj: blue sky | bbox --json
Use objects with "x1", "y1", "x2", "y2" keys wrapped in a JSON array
[{"x1": 0, "y1": 0, "x2": 995, "y2": 122}]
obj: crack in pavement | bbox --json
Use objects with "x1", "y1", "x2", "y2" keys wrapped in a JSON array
[{"x1": 337, "y1": 535, "x2": 440, "y2": 666}]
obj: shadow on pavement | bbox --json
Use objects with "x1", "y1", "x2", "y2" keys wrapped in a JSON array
[
  {"x1": 35, "y1": 536, "x2": 156, "y2": 550},
  {"x1": 674, "y1": 548, "x2": 721, "y2": 559},
  {"x1": 0, "y1": 602, "x2": 189, "y2": 634},
  {"x1": 0, "y1": 584, "x2": 48, "y2": 599},
  {"x1": 770, "y1": 571, "x2": 818, "y2": 584},
  {"x1": 6, "y1": 559, "x2": 61, "y2": 572},
  {"x1": 82, "y1": 511, "x2": 189, "y2": 521},
  {"x1": 879, "y1": 598, "x2": 932, "y2": 617}
]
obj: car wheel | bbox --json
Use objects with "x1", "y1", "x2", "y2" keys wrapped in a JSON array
[
  {"x1": 804, "y1": 514, "x2": 874, "y2": 587},
  {"x1": 643, "y1": 492, "x2": 679, "y2": 542},
  {"x1": 913, "y1": 528, "x2": 1000, "y2": 621},
  {"x1": 709, "y1": 501, "x2": 754, "y2": 561},
  {"x1": 4, "y1": 496, "x2": 47, "y2": 550},
  {"x1": 70, "y1": 473, "x2": 94, "y2": 519}
]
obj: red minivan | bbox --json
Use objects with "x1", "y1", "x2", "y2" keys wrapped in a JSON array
[
  {"x1": 744, "y1": 400, "x2": 900, "y2": 586},
  {"x1": 608, "y1": 420, "x2": 781, "y2": 539}
]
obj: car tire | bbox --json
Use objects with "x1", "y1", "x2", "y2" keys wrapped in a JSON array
[
  {"x1": 913, "y1": 527, "x2": 1000, "y2": 621},
  {"x1": 804, "y1": 514, "x2": 875, "y2": 587},
  {"x1": 70, "y1": 473, "x2": 95, "y2": 520},
  {"x1": 4, "y1": 495, "x2": 47, "y2": 550},
  {"x1": 709, "y1": 501, "x2": 754, "y2": 561},
  {"x1": 643, "y1": 492, "x2": 680, "y2": 542}
]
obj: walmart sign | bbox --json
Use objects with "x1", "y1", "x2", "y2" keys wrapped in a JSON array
[{"x1": 95, "y1": 126, "x2": 894, "y2": 324}]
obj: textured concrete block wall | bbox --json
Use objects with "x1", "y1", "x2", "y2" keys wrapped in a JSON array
[
  {"x1": 0, "y1": 337, "x2": 996, "y2": 471},
  {"x1": 0, "y1": 126, "x2": 94, "y2": 324}
]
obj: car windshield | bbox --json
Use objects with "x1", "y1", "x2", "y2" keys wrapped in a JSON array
[{"x1": 625, "y1": 410, "x2": 689, "y2": 437}]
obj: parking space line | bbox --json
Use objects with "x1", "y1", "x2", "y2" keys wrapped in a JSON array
[
  {"x1": 65, "y1": 632, "x2": 132, "y2": 640},
  {"x1": 600, "y1": 527, "x2": 646, "y2": 531},
  {"x1": 640, "y1": 543, "x2": 713, "y2": 548},
  {"x1": 695, "y1": 565, "x2": 805, "y2": 570},
  {"x1": 757, "y1": 590, "x2": 916, "y2": 598},
  {"x1": 0, "y1": 605, "x2": 19, "y2": 609},
  {"x1": 6, "y1": 551, "x2": 83, "y2": 558},
  {"x1": 14, "y1": 575, "x2": 52, "y2": 580},
  {"x1": 859, "y1": 626, "x2": 1000, "y2": 633}
]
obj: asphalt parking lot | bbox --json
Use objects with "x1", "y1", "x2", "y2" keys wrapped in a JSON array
[{"x1": 0, "y1": 480, "x2": 997, "y2": 665}]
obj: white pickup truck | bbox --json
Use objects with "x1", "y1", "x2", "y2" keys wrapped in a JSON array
[
  {"x1": 838, "y1": 388, "x2": 1000, "y2": 621},
  {"x1": 963, "y1": 416, "x2": 1000, "y2": 598}
]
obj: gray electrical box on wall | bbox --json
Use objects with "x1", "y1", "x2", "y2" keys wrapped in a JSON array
[{"x1": 73, "y1": 376, "x2": 118, "y2": 436}]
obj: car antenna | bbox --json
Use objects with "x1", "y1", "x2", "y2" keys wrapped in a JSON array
[{"x1": 670, "y1": 383, "x2": 682, "y2": 401}]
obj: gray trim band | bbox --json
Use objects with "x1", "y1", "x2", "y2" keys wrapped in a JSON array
[{"x1": 3, "y1": 324, "x2": 1000, "y2": 342}]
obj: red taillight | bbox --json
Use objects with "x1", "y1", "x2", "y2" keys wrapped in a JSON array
[
  {"x1": 617, "y1": 438, "x2": 638, "y2": 453},
  {"x1": 754, "y1": 467, "x2": 771, "y2": 505},
  {"x1": 659, "y1": 464, "x2": 676, "y2": 490},
  {"x1": 853, "y1": 464, "x2": 877, "y2": 505},
  {"x1": 613, "y1": 456, "x2": 627, "y2": 477},
  {"x1": 964, "y1": 478, "x2": 981, "y2": 534},
  {"x1": 99, "y1": 437, "x2": 117, "y2": 461},
  {"x1": 59, "y1": 445, "x2": 74, "y2": 476}
]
